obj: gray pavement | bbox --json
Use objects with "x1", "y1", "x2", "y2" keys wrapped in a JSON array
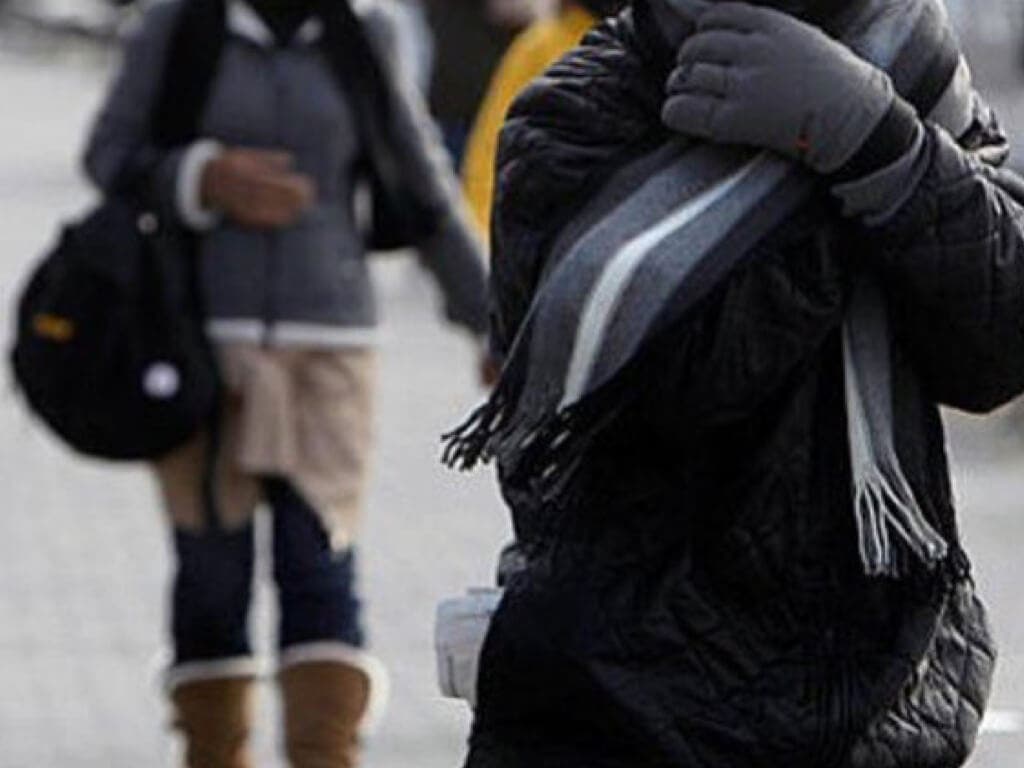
[{"x1": 2, "y1": 7, "x2": 1024, "y2": 767}]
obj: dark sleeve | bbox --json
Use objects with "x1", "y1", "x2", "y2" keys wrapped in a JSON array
[
  {"x1": 416, "y1": 214, "x2": 490, "y2": 336},
  {"x1": 82, "y1": 2, "x2": 186, "y2": 211},
  {"x1": 865, "y1": 125, "x2": 1024, "y2": 413}
]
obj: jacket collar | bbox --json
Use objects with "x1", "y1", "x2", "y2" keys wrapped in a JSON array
[{"x1": 227, "y1": 0, "x2": 324, "y2": 47}]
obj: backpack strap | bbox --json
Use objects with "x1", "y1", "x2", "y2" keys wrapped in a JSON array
[
  {"x1": 319, "y1": 0, "x2": 443, "y2": 248},
  {"x1": 147, "y1": 0, "x2": 228, "y2": 532},
  {"x1": 150, "y1": 0, "x2": 227, "y2": 149}
]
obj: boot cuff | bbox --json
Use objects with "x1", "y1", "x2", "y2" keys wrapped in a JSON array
[{"x1": 166, "y1": 656, "x2": 264, "y2": 693}]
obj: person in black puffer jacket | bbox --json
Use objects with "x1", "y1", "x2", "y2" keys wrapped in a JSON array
[{"x1": 447, "y1": 0, "x2": 1024, "y2": 766}]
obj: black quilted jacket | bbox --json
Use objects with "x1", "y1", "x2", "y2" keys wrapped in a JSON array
[{"x1": 466, "y1": 3, "x2": 1024, "y2": 767}]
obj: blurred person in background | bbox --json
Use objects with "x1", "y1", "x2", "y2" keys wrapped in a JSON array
[
  {"x1": 423, "y1": 0, "x2": 536, "y2": 168},
  {"x1": 83, "y1": 0, "x2": 489, "y2": 766},
  {"x1": 445, "y1": 0, "x2": 1024, "y2": 764},
  {"x1": 461, "y1": 0, "x2": 624, "y2": 238}
]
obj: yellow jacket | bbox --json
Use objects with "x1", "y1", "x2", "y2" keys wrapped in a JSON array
[{"x1": 461, "y1": 5, "x2": 597, "y2": 240}]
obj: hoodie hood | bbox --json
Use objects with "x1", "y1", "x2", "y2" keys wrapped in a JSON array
[
  {"x1": 578, "y1": 0, "x2": 628, "y2": 17},
  {"x1": 641, "y1": 0, "x2": 866, "y2": 51},
  {"x1": 246, "y1": 0, "x2": 318, "y2": 42},
  {"x1": 741, "y1": 0, "x2": 862, "y2": 26}
]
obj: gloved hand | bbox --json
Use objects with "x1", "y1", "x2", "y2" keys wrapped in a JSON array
[{"x1": 662, "y1": 2, "x2": 898, "y2": 174}]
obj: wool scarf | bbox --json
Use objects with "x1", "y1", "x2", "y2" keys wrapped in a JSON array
[{"x1": 445, "y1": 0, "x2": 981, "y2": 578}]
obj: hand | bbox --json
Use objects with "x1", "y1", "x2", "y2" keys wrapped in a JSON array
[
  {"x1": 200, "y1": 148, "x2": 316, "y2": 230},
  {"x1": 486, "y1": 0, "x2": 537, "y2": 30},
  {"x1": 661, "y1": 3, "x2": 895, "y2": 174}
]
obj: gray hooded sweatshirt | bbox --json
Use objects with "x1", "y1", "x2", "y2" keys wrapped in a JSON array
[{"x1": 84, "y1": 0, "x2": 489, "y2": 348}]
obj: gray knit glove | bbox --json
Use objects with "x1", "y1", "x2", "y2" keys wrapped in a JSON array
[{"x1": 662, "y1": 2, "x2": 896, "y2": 174}]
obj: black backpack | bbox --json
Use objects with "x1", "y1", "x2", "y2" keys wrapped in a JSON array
[
  {"x1": 11, "y1": 202, "x2": 219, "y2": 460},
  {"x1": 9, "y1": 0, "x2": 226, "y2": 461}
]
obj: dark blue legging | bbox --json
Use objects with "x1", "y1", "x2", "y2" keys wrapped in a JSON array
[{"x1": 171, "y1": 478, "x2": 363, "y2": 665}]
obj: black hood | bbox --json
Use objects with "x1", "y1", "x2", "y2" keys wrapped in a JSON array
[
  {"x1": 638, "y1": 0, "x2": 860, "y2": 27},
  {"x1": 636, "y1": 0, "x2": 861, "y2": 58},
  {"x1": 578, "y1": 0, "x2": 628, "y2": 18},
  {"x1": 247, "y1": 0, "x2": 319, "y2": 41},
  {"x1": 742, "y1": 0, "x2": 857, "y2": 25}
]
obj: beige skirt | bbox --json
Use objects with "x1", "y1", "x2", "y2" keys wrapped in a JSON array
[{"x1": 154, "y1": 343, "x2": 377, "y2": 549}]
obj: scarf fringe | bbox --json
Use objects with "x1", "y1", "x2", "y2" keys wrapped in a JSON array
[
  {"x1": 441, "y1": 344, "x2": 529, "y2": 471},
  {"x1": 441, "y1": 397, "x2": 504, "y2": 471},
  {"x1": 853, "y1": 466, "x2": 949, "y2": 578}
]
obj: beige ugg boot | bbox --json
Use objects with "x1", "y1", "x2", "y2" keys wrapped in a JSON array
[
  {"x1": 279, "y1": 647, "x2": 389, "y2": 768},
  {"x1": 171, "y1": 676, "x2": 255, "y2": 768}
]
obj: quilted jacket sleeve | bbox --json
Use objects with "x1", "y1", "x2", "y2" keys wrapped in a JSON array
[{"x1": 866, "y1": 126, "x2": 1024, "y2": 413}]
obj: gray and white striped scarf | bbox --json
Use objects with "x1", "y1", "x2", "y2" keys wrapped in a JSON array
[{"x1": 446, "y1": 0, "x2": 980, "y2": 578}]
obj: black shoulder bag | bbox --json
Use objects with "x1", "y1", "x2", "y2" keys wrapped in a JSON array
[{"x1": 9, "y1": 0, "x2": 225, "y2": 461}]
